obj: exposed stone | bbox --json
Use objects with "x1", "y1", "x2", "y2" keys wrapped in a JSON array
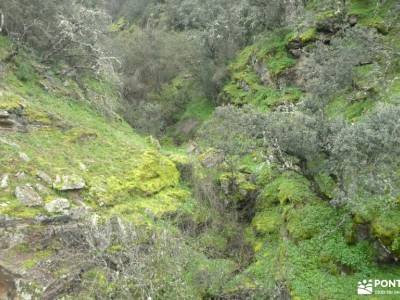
[
  {"x1": 53, "y1": 175, "x2": 86, "y2": 191},
  {"x1": 15, "y1": 185, "x2": 43, "y2": 207},
  {"x1": 36, "y1": 171, "x2": 52, "y2": 185},
  {"x1": 0, "y1": 110, "x2": 10, "y2": 118},
  {"x1": 45, "y1": 198, "x2": 70, "y2": 214},
  {"x1": 69, "y1": 206, "x2": 90, "y2": 220},
  {"x1": 0, "y1": 174, "x2": 9, "y2": 189},
  {"x1": 79, "y1": 163, "x2": 87, "y2": 172},
  {"x1": 252, "y1": 55, "x2": 273, "y2": 86},
  {"x1": 18, "y1": 152, "x2": 30, "y2": 162},
  {"x1": 15, "y1": 172, "x2": 26, "y2": 180},
  {"x1": 349, "y1": 15, "x2": 358, "y2": 26},
  {"x1": 35, "y1": 183, "x2": 50, "y2": 195},
  {"x1": 186, "y1": 142, "x2": 199, "y2": 155},
  {"x1": 0, "y1": 116, "x2": 16, "y2": 129},
  {"x1": 200, "y1": 150, "x2": 225, "y2": 168},
  {"x1": 316, "y1": 12, "x2": 342, "y2": 33}
]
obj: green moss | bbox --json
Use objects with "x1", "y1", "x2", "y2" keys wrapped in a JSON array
[
  {"x1": 286, "y1": 202, "x2": 338, "y2": 241},
  {"x1": 22, "y1": 249, "x2": 53, "y2": 270},
  {"x1": 180, "y1": 97, "x2": 214, "y2": 122},
  {"x1": 325, "y1": 95, "x2": 375, "y2": 121},
  {"x1": 348, "y1": 0, "x2": 398, "y2": 33},
  {"x1": 299, "y1": 28, "x2": 317, "y2": 44},
  {"x1": 128, "y1": 150, "x2": 180, "y2": 195},
  {"x1": 109, "y1": 17, "x2": 127, "y2": 32},
  {"x1": 275, "y1": 173, "x2": 315, "y2": 205},
  {"x1": 372, "y1": 210, "x2": 400, "y2": 254},
  {"x1": 251, "y1": 207, "x2": 282, "y2": 235},
  {"x1": 230, "y1": 45, "x2": 255, "y2": 72},
  {"x1": 265, "y1": 52, "x2": 296, "y2": 77},
  {"x1": 65, "y1": 127, "x2": 98, "y2": 143},
  {"x1": 25, "y1": 108, "x2": 52, "y2": 125},
  {"x1": 0, "y1": 93, "x2": 24, "y2": 110},
  {"x1": 314, "y1": 172, "x2": 336, "y2": 199},
  {"x1": 198, "y1": 231, "x2": 229, "y2": 255},
  {"x1": 186, "y1": 257, "x2": 237, "y2": 297},
  {"x1": 344, "y1": 98, "x2": 375, "y2": 121}
]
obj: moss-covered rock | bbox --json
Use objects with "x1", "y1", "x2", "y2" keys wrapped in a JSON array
[
  {"x1": 371, "y1": 210, "x2": 400, "y2": 255},
  {"x1": 129, "y1": 150, "x2": 180, "y2": 195},
  {"x1": 251, "y1": 207, "x2": 282, "y2": 235}
]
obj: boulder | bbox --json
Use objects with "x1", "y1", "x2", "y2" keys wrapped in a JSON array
[
  {"x1": 0, "y1": 110, "x2": 10, "y2": 118},
  {"x1": 35, "y1": 183, "x2": 50, "y2": 195},
  {"x1": 36, "y1": 171, "x2": 53, "y2": 185},
  {"x1": 18, "y1": 152, "x2": 30, "y2": 162},
  {"x1": 0, "y1": 174, "x2": 9, "y2": 189},
  {"x1": 15, "y1": 171, "x2": 26, "y2": 180},
  {"x1": 15, "y1": 185, "x2": 43, "y2": 207},
  {"x1": 45, "y1": 198, "x2": 70, "y2": 214},
  {"x1": 316, "y1": 11, "x2": 342, "y2": 33},
  {"x1": 0, "y1": 110, "x2": 16, "y2": 130},
  {"x1": 53, "y1": 175, "x2": 86, "y2": 191}
]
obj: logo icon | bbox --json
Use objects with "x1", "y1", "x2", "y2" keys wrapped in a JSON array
[{"x1": 358, "y1": 279, "x2": 373, "y2": 295}]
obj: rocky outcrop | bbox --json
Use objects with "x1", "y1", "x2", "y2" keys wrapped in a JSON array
[
  {"x1": 0, "y1": 110, "x2": 17, "y2": 130},
  {"x1": 45, "y1": 198, "x2": 70, "y2": 214},
  {"x1": 0, "y1": 174, "x2": 9, "y2": 189},
  {"x1": 36, "y1": 171, "x2": 53, "y2": 185},
  {"x1": 15, "y1": 185, "x2": 43, "y2": 207},
  {"x1": 53, "y1": 175, "x2": 86, "y2": 191}
]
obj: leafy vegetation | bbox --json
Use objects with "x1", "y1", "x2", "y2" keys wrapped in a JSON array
[{"x1": 1, "y1": 0, "x2": 400, "y2": 299}]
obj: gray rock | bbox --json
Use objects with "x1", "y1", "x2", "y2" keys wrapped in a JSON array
[
  {"x1": 45, "y1": 198, "x2": 70, "y2": 214},
  {"x1": 0, "y1": 174, "x2": 9, "y2": 189},
  {"x1": 19, "y1": 152, "x2": 30, "y2": 162},
  {"x1": 53, "y1": 175, "x2": 86, "y2": 191},
  {"x1": 70, "y1": 206, "x2": 90, "y2": 220},
  {"x1": 36, "y1": 171, "x2": 52, "y2": 185},
  {"x1": 15, "y1": 171, "x2": 26, "y2": 180},
  {"x1": 186, "y1": 142, "x2": 199, "y2": 155},
  {"x1": 200, "y1": 151, "x2": 225, "y2": 168},
  {"x1": 35, "y1": 183, "x2": 50, "y2": 195},
  {"x1": 0, "y1": 110, "x2": 10, "y2": 118},
  {"x1": 15, "y1": 185, "x2": 43, "y2": 207},
  {"x1": 79, "y1": 162, "x2": 87, "y2": 172}
]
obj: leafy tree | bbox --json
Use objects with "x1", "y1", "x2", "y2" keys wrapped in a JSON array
[
  {"x1": 331, "y1": 104, "x2": 400, "y2": 204},
  {"x1": 0, "y1": 0, "x2": 112, "y2": 72},
  {"x1": 300, "y1": 26, "x2": 381, "y2": 111},
  {"x1": 200, "y1": 105, "x2": 264, "y2": 174}
]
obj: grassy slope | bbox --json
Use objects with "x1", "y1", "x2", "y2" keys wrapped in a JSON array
[
  {"x1": 1, "y1": 0, "x2": 399, "y2": 297},
  {"x1": 0, "y1": 37, "x2": 240, "y2": 299}
]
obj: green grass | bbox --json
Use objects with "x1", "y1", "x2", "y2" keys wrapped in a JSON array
[
  {"x1": 222, "y1": 29, "x2": 300, "y2": 109},
  {"x1": 180, "y1": 97, "x2": 214, "y2": 122},
  {"x1": 348, "y1": 0, "x2": 399, "y2": 33}
]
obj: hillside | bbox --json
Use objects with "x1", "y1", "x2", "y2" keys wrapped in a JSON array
[{"x1": 1, "y1": 0, "x2": 400, "y2": 299}]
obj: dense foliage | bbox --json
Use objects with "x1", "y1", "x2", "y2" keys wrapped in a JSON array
[{"x1": 1, "y1": 0, "x2": 400, "y2": 299}]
